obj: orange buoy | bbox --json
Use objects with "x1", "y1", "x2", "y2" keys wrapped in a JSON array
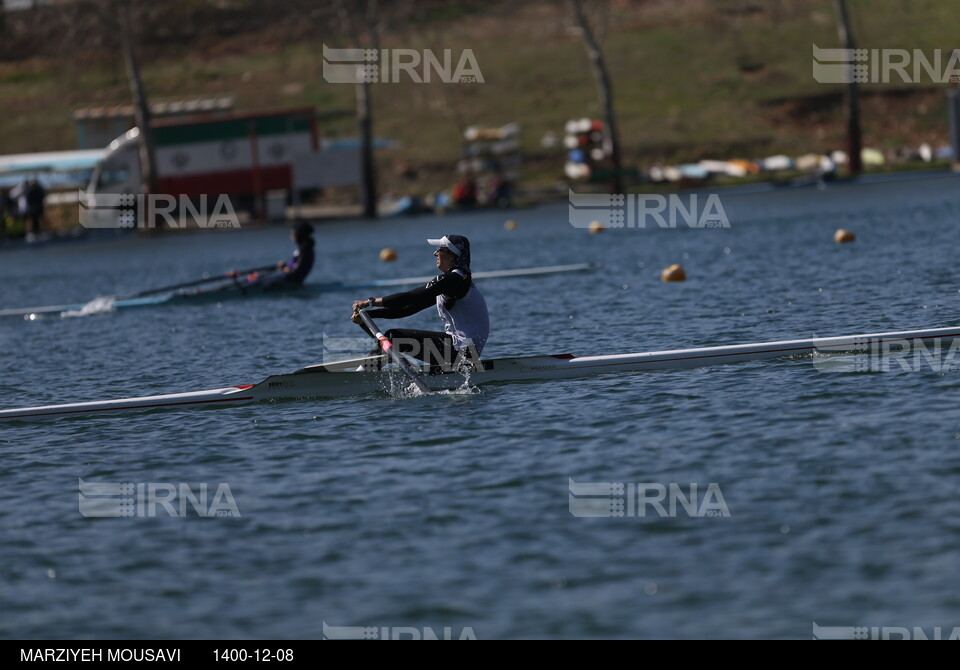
[
  {"x1": 661, "y1": 264, "x2": 687, "y2": 282},
  {"x1": 834, "y1": 229, "x2": 856, "y2": 243},
  {"x1": 379, "y1": 247, "x2": 398, "y2": 262},
  {"x1": 504, "y1": 219, "x2": 518, "y2": 231},
  {"x1": 588, "y1": 220, "x2": 605, "y2": 234}
]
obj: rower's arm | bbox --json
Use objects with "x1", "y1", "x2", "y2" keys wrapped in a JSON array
[
  {"x1": 366, "y1": 288, "x2": 433, "y2": 318},
  {"x1": 367, "y1": 273, "x2": 464, "y2": 319}
]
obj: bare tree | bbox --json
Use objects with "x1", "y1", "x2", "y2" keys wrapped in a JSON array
[
  {"x1": 64, "y1": 1, "x2": 158, "y2": 198},
  {"x1": 119, "y1": 0, "x2": 158, "y2": 199},
  {"x1": 834, "y1": 0, "x2": 863, "y2": 176},
  {"x1": 568, "y1": 0, "x2": 623, "y2": 194},
  {"x1": 337, "y1": 0, "x2": 380, "y2": 219}
]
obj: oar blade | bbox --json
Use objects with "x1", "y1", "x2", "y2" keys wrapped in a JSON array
[{"x1": 358, "y1": 311, "x2": 432, "y2": 395}]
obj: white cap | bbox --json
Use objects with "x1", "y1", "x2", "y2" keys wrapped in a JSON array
[{"x1": 427, "y1": 235, "x2": 462, "y2": 257}]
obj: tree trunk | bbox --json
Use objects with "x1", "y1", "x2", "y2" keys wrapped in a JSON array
[
  {"x1": 834, "y1": 0, "x2": 862, "y2": 176},
  {"x1": 357, "y1": 75, "x2": 377, "y2": 218},
  {"x1": 569, "y1": 0, "x2": 623, "y2": 194},
  {"x1": 338, "y1": 0, "x2": 379, "y2": 219},
  {"x1": 121, "y1": 0, "x2": 158, "y2": 215}
]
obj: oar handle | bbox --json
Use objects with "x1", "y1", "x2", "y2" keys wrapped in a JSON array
[{"x1": 358, "y1": 310, "x2": 432, "y2": 394}]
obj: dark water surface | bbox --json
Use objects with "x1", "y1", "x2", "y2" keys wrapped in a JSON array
[{"x1": 2, "y1": 173, "x2": 960, "y2": 639}]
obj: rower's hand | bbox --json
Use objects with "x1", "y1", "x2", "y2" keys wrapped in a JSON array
[
  {"x1": 350, "y1": 309, "x2": 362, "y2": 324},
  {"x1": 352, "y1": 299, "x2": 370, "y2": 312},
  {"x1": 276, "y1": 261, "x2": 287, "y2": 271}
]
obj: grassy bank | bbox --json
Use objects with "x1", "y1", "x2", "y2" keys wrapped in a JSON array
[{"x1": 0, "y1": 0, "x2": 956, "y2": 197}]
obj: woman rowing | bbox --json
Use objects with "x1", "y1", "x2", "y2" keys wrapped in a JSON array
[
  {"x1": 273, "y1": 222, "x2": 316, "y2": 287},
  {"x1": 352, "y1": 234, "x2": 489, "y2": 369},
  {"x1": 236, "y1": 222, "x2": 316, "y2": 290}
]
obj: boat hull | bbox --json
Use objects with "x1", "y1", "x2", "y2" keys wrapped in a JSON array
[
  {"x1": 0, "y1": 264, "x2": 595, "y2": 319},
  {"x1": 3, "y1": 326, "x2": 958, "y2": 421}
]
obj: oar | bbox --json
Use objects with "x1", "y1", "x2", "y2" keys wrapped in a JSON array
[
  {"x1": 358, "y1": 310, "x2": 432, "y2": 395},
  {"x1": 121, "y1": 265, "x2": 279, "y2": 299}
]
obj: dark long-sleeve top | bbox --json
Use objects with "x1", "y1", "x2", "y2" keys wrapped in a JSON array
[
  {"x1": 285, "y1": 241, "x2": 315, "y2": 286},
  {"x1": 367, "y1": 271, "x2": 470, "y2": 320}
]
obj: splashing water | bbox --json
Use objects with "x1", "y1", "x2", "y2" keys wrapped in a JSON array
[
  {"x1": 382, "y1": 361, "x2": 481, "y2": 399},
  {"x1": 436, "y1": 362, "x2": 481, "y2": 396},
  {"x1": 61, "y1": 296, "x2": 118, "y2": 318},
  {"x1": 386, "y1": 370, "x2": 431, "y2": 399}
]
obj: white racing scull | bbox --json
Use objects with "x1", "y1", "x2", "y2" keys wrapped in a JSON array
[
  {"x1": 0, "y1": 264, "x2": 595, "y2": 319},
  {"x1": 2, "y1": 326, "x2": 958, "y2": 421}
]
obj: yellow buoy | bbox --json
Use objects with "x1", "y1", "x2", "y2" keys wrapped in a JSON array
[
  {"x1": 504, "y1": 219, "x2": 518, "y2": 231},
  {"x1": 834, "y1": 229, "x2": 856, "y2": 243},
  {"x1": 661, "y1": 264, "x2": 687, "y2": 282},
  {"x1": 379, "y1": 247, "x2": 398, "y2": 262},
  {"x1": 588, "y1": 220, "x2": 605, "y2": 234}
]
